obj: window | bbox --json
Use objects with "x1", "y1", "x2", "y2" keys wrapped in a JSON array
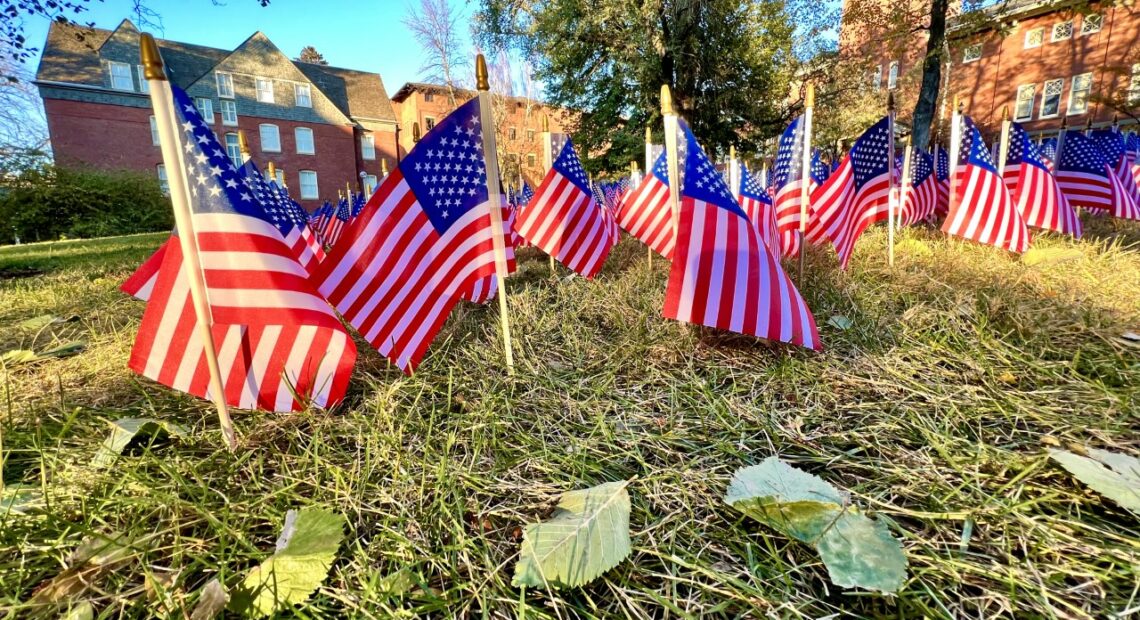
[
  {"x1": 424, "y1": 92, "x2": 434, "y2": 102},
  {"x1": 527, "y1": 153, "x2": 536, "y2": 167},
  {"x1": 294, "y1": 83, "x2": 312, "y2": 107},
  {"x1": 216, "y1": 72, "x2": 234, "y2": 98},
  {"x1": 299, "y1": 170, "x2": 319, "y2": 199},
  {"x1": 361, "y1": 134, "x2": 376, "y2": 160},
  {"x1": 1080, "y1": 14, "x2": 1102, "y2": 35},
  {"x1": 137, "y1": 65, "x2": 149, "y2": 93},
  {"x1": 424, "y1": 116, "x2": 436, "y2": 131},
  {"x1": 888, "y1": 61, "x2": 899, "y2": 89},
  {"x1": 295, "y1": 127, "x2": 315, "y2": 154},
  {"x1": 224, "y1": 133, "x2": 242, "y2": 168},
  {"x1": 872, "y1": 65, "x2": 882, "y2": 91},
  {"x1": 1041, "y1": 78, "x2": 1064, "y2": 117},
  {"x1": 1025, "y1": 27, "x2": 1044, "y2": 48},
  {"x1": 109, "y1": 61, "x2": 133, "y2": 90},
  {"x1": 527, "y1": 129, "x2": 535, "y2": 141},
  {"x1": 149, "y1": 116, "x2": 160, "y2": 146},
  {"x1": 156, "y1": 164, "x2": 169, "y2": 195},
  {"x1": 1051, "y1": 21, "x2": 1072, "y2": 42},
  {"x1": 272, "y1": 169, "x2": 285, "y2": 185},
  {"x1": 363, "y1": 174, "x2": 378, "y2": 191},
  {"x1": 1014, "y1": 84, "x2": 1035, "y2": 121},
  {"x1": 220, "y1": 100, "x2": 238, "y2": 125},
  {"x1": 195, "y1": 97, "x2": 214, "y2": 123},
  {"x1": 1130, "y1": 63, "x2": 1140, "y2": 105},
  {"x1": 1068, "y1": 72, "x2": 1093, "y2": 115},
  {"x1": 259, "y1": 123, "x2": 281, "y2": 152},
  {"x1": 962, "y1": 44, "x2": 982, "y2": 63},
  {"x1": 509, "y1": 126, "x2": 518, "y2": 140},
  {"x1": 255, "y1": 77, "x2": 274, "y2": 103},
  {"x1": 508, "y1": 153, "x2": 518, "y2": 163}
]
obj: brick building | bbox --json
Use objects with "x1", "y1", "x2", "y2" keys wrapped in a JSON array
[
  {"x1": 35, "y1": 19, "x2": 399, "y2": 208},
  {"x1": 840, "y1": 0, "x2": 1139, "y2": 138},
  {"x1": 390, "y1": 82, "x2": 576, "y2": 187}
]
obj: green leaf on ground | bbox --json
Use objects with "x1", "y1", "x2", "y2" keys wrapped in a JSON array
[
  {"x1": 513, "y1": 480, "x2": 633, "y2": 589},
  {"x1": 827, "y1": 315, "x2": 853, "y2": 331},
  {"x1": 17, "y1": 314, "x2": 78, "y2": 331},
  {"x1": 0, "y1": 341, "x2": 86, "y2": 366},
  {"x1": 1021, "y1": 247, "x2": 1084, "y2": 267},
  {"x1": 725, "y1": 457, "x2": 908, "y2": 593},
  {"x1": 91, "y1": 418, "x2": 188, "y2": 467},
  {"x1": 895, "y1": 239, "x2": 932, "y2": 257},
  {"x1": 60, "y1": 601, "x2": 94, "y2": 620},
  {"x1": 229, "y1": 508, "x2": 346, "y2": 617},
  {"x1": 1050, "y1": 448, "x2": 1140, "y2": 514},
  {"x1": 31, "y1": 532, "x2": 141, "y2": 605},
  {"x1": 1, "y1": 483, "x2": 44, "y2": 516}
]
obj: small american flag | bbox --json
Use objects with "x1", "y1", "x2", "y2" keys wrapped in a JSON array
[
  {"x1": 1127, "y1": 132, "x2": 1140, "y2": 189},
  {"x1": 617, "y1": 149, "x2": 674, "y2": 258},
  {"x1": 322, "y1": 196, "x2": 352, "y2": 247},
  {"x1": 933, "y1": 145, "x2": 951, "y2": 217},
  {"x1": 1091, "y1": 129, "x2": 1140, "y2": 213},
  {"x1": 1055, "y1": 131, "x2": 1140, "y2": 220},
  {"x1": 313, "y1": 97, "x2": 504, "y2": 373},
  {"x1": 1040, "y1": 137, "x2": 1058, "y2": 165},
  {"x1": 943, "y1": 116, "x2": 1029, "y2": 252},
  {"x1": 245, "y1": 162, "x2": 325, "y2": 271},
  {"x1": 900, "y1": 150, "x2": 939, "y2": 226},
  {"x1": 663, "y1": 119, "x2": 819, "y2": 350},
  {"x1": 739, "y1": 163, "x2": 780, "y2": 254},
  {"x1": 310, "y1": 201, "x2": 334, "y2": 245},
  {"x1": 1003, "y1": 123, "x2": 1081, "y2": 237},
  {"x1": 516, "y1": 139, "x2": 614, "y2": 279},
  {"x1": 805, "y1": 116, "x2": 894, "y2": 269},
  {"x1": 771, "y1": 117, "x2": 814, "y2": 258},
  {"x1": 128, "y1": 84, "x2": 356, "y2": 411}
]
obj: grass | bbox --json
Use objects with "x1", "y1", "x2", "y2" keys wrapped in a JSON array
[{"x1": 1, "y1": 221, "x2": 1138, "y2": 619}]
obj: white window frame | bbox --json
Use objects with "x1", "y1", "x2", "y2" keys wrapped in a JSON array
[
  {"x1": 527, "y1": 153, "x2": 536, "y2": 167},
  {"x1": 272, "y1": 169, "x2": 285, "y2": 185},
  {"x1": 1051, "y1": 21, "x2": 1073, "y2": 42},
  {"x1": 255, "y1": 77, "x2": 275, "y2": 103},
  {"x1": 1067, "y1": 72, "x2": 1093, "y2": 115},
  {"x1": 224, "y1": 133, "x2": 242, "y2": 168},
  {"x1": 294, "y1": 83, "x2": 312, "y2": 108},
  {"x1": 299, "y1": 170, "x2": 319, "y2": 200},
  {"x1": 1130, "y1": 63, "x2": 1140, "y2": 105},
  {"x1": 259, "y1": 123, "x2": 281, "y2": 152},
  {"x1": 872, "y1": 65, "x2": 882, "y2": 91},
  {"x1": 424, "y1": 116, "x2": 437, "y2": 131},
  {"x1": 195, "y1": 97, "x2": 214, "y2": 124},
  {"x1": 156, "y1": 164, "x2": 168, "y2": 195},
  {"x1": 109, "y1": 61, "x2": 134, "y2": 91},
  {"x1": 1024, "y1": 27, "x2": 1044, "y2": 49},
  {"x1": 220, "y1": 100, "x2": 238, "y2": 126},
  {"x1": 295, "y1": 127, "x2": 315, "y2": 155},
  {"x1": 149, "y1": 115, "x2": 160, "y2": 146},
  {"x1": 1040, "y1": 78, "x2": 1064, "y2": 118},
  {"x1": 361, "y1": 134, "x2": 376, "y2": 160},
  {"x1": 1014, "y1": 84, "x2": 1035, "y2": 121},
  {"x1": 1080, "y1": 14, "x2": 1102, "y2": 36},
  {"x1": 216, "y1": 72, "x2": 235, "y2": 98},
  {"x1": 363, "y1": 174, "x2": 378, "y2": 191},
  {"x1": 962, "y1": 44, "x2": 982, "y2": 63},
  {"x1": 887, "y1": 61, "x2": 900, "y2": 89},
  {"x1": 136, "y1": 65, "x2": 149, "y2": 93}
]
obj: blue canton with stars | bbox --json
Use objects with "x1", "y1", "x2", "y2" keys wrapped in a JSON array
[
  {"x1": 1006, "y1": 123, "x2": 1051, "y2": 174},
  {"x1": 1040, "y1": 137, "x2": 1058, "y2": 162},
  {"x1": 1057, "y1": 131, "x2": 1111, "y2": 175},
  {"x1": 848, "y1": 116, "x2": 893, "y2": 188},
  {"x1": 551, "y1": 139, "x2": 591, "y2": 194},
  {"x1": 935, "y1": 146, "x2": 950, "y2": 182},
  {"x1": 650, "y1": 149, "x2": 670, "y2": 184},
  {"x1": 1127, "y1": 132, "x2": 1139, "y2": 156},
  {"x1": 958, "y1": 116, "x2": 998, "y2": 173},
  {"x1": 910, "y1": 150, "x2": 934, "y2": 187},
  {"x1": 772, "y1": 117, "x2": 804, "y2": 190},
  {"x1": 335, "y1": 196, "x2": 351, "y2": 223},
  {"x1": 740, "y1": 163, "x2": 772, "y2": 204},
  {"x1": 810, "y1": 150, "x2": 830, "y2": 184},
  {"x1": 399, "y1": 97, "x2": 488, "y2": 233},
  {"x1": 1090, "y1": 129, "x2": 1125, "y2": 168},
  {"x1": 235, "y1": 161, "x2": 309, "y2": 235},
  {"x1": 678, "y1": 119, "x2": 746, "y2": 218}
]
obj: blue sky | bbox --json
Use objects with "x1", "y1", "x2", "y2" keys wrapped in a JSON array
[{"x1": 20, "y1": 0, "x2": 478, "y2": 97}]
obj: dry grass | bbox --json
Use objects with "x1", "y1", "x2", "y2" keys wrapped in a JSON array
[{"x1": 1, "y1": 221, "x2": 1138, "y2": 618}]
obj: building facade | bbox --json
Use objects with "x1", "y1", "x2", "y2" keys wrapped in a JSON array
[
  {"x1": 35, "y1": 19, "x2": 399, "y2": 208},
  {"x1": 840, "y1": 0, "x2": 1139, "y2": 138}
]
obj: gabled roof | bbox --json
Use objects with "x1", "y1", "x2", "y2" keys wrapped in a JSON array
[
  {"x1": 390, "y1": 81, "x2": 556, "y2": 110},
  {"x1": 296, "y1": 63, "x2": 395, "y2": 121}
]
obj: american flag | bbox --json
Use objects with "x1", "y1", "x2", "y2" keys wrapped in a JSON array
[
  {"x1": 516, "y1": 139, "x2": 614, "y2": 279},
  {"x1": 120, "y1": 236, "x2": 171, "y2": 301},
  {"x1": 310, "y1": 201, "x2": 334, "y2": 245},
  {"x1": 519, "y1": 181, "x2": 535, "y2": 206},
  {"x1": 244, "y1": 162, "x2": 325, "y2": 272},
  {"x1": 312, "y1": 97, "x2": 504, "y2": 373},
  {"x1": 810, "y1": 151, "x2": 831, "y2": 184},
  {"x1": 1040, "y1": 137, "x2": 1058, "y2": 165},
  {"x1": 804, "y1": 116, "x2": 894, "y2": 269},
  {"x1": 617, "y1": 149, "x2": 674, "y2": 258},
  {"x1": 321, "y1": 196, "x2": 352, "y2": 247},
  {"x1": 128, "y1": 85, "x2": 356, "y2": 411},
  {"x1": 1055, "y1": 130, "x2": 1140, "y2": 220},
  {"x1": 1003, "y1": 122, "x2": 1081, "y2": 237},
  {"x1": 933, "y1": 144, "x2": 951, "y2": 217},
  {"x1": 1091, "y1": 128, "x2": 1140, "y2": 212},
  {"x1": 942, "y1": 116, "x2": 1029, "y2": 252},
  {"x1": 663, "y1": 119, "x2": 819, "y2": 350},
  {"x1": 899, "y1": 149, "x2": 939, "y2": 226},
  {"x1": 739, "y1": 163, "x2": 780, "y2": 254},
  {"x1": 771, "y1": 117, "x2": 814, "y2": 258},
  {"x1": 1128, "y1": 132, "x2": 1140, "y2": 191}
]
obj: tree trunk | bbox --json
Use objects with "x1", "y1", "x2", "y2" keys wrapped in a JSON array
[{"x1": 912, "y1": 0, "x2": 949, "y2": 151}]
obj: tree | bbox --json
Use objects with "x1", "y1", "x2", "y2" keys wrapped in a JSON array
[
  {"x1": 403, "y1": 0, "x2": 467, "y2": 106},
  {"x1": 297, "y1": 45, "x2": 328, "y2": 65},
  {"x1": 474, "y1": 0, "x2": 803, "y2": 174}
]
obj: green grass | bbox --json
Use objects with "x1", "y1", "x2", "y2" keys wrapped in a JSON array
[{"x1": 1, "y1": 221, "x2": 1138, "y2": 618}]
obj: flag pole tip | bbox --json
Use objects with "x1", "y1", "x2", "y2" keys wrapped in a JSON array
[
  {"x1": 237, "y1": 130, "x2": 250, "y2": 155},
  {"x1": 476, "y1": 54, "x2": 489, "y2": 91},
  {"x1": 267, "y1": 161, "x2": 276, "y2": 176},
  {"x1": 1001, "y1": 105, "x2": 1009, "y2": 121},
  {"x1": 139, "y1": 33, "x2": 166, "y2": 81},
  {"x1": 645, "y1": 125, "x2": 652, "y2": 143},
  {"x1": 542, "y1": 114, "x2": 549, "y2": 132},
  {"x1": 660, "y1": 84, "x2": 673, "y2": 116},
  {"x1": 805, "y1": 83, "x2": 815, "y2": 108},
  {"x1": 412, "y1": 122, "x2": 421, "y2": 143}
]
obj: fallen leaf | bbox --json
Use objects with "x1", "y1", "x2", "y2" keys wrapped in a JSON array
[
  {"x1": 190, "y1": 579, "x2": 229, "y2": 620},
  {"x1": 828, "y1": 315, "x2": 853, "y2": 331},
  {"x1": 1050, "y1": 448, "x2": 1140, "y2": 514},
  {"x1": 91, "y1": 418, "x2": 188, "y2": 467}
]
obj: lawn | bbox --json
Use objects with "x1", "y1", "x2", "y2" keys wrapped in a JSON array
[{"x1": 1, "y1": 222, "x2": 1138, "y2": 618}]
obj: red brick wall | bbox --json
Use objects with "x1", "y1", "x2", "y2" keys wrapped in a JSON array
[{"x1": 45, "y1": 98, "x2": 162, "y2": 172}]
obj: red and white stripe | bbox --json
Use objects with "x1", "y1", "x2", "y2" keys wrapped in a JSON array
[
  {"x1": 663, "y1": 196, "x2": 819, "y2": 350},
  {"x1": 129, "y1": 214, "x2": 356, "y2": 410},
  {"x1": 616, "y1": 173, "x2": 674, "y2": 259},
  {"x1": 900, "y1": 175, "x2": 939, "y2": 226},
  {"x1": 804, "y1": 156, "x2": 891, "y2": 269},
  {"x1": 772, "y1": 180, "x2": 814, "y2": 258},
  {"x1": 943, "y1": 163, "x2": 1029, "y2": 252},
  {"x1": 1004, "y1": 162, "x2": 1081, "y2": 238},
  {"x1": 461, "y1": 202, "x2": 517, "y2": 305},
  {"x1": 313, "y1": 170, "x2": 499, "y2": 373},
  {"x1": 739, "y1": 194, "x2": 780, "y2": 256},
  {"x1": 1057, "y1": 165, "x2": 1140, "y2": 221},
  {"x1": 516, "y1": 167, "x2": 614, "y2": 279},
  {"x1": 285, "y1": 225, "x2": 326, "y2": 274},
  {"x1": 121, "y1": 237, "x2": 170, "y2": 301}
]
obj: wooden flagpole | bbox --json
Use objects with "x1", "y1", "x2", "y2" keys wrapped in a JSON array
[
  {"x1": 476, "y1": 54, "x2": 516, "y2": 375},
  {"x1": 729, "y1": 145, "x2": 741, "y2": 201},
  {"x1": 645, "y1": 124, "x2": 654, "y2": 267},
  {"x1": 798, "y1": 83, "x2": 815, "y2": 280},
  {"x1": 947, "y1": 96, "x2": 963, "y2": 218},
  {"x1": 661, "y1": 85, "x2": 682, "y2": 238},
  {"x1": 541, "y1": 115, "x2": 557, "y2": 273},
  {"x1": 140, "y1": 34, "x2": 236, "y2": 451},
  {"x1": 887, "y1": 91, "x2": 896, "y2": 267},
  {"x1": 899, "y1": 135, "x2": 913, "y2": 229},
  {"x1": 996, "y1": 106, "x2": 1011, "y2": 177}
]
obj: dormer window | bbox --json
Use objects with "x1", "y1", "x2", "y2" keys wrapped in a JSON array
[
  {"x1": 109, "y1": 61, "x2": 134, "y2": 91},
  {"x1": 216, "y1": 72, "x2": 234, "y2": 98},
  {"x1": 294, "y1": 84, "x2": 312, "y2": 108},
  {"x1": 256, "y1": 78, "x2": 275, "y2": 103}
]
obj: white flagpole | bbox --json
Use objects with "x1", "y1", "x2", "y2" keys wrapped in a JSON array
[
  {"x1": 475, "y1": 54, "x2": 515, "y2": 375},
  {"x1": 798, "y1": 84, "x2": 815, "y2": 280},
  {"x1": 947, "y1": 96, "x2": 963, "y2": 218},
  {"x1": 729, "y1": 144, "x2": 741, "y2": 201},
  {"x1": 541, "y1": 114, "x2": 557, "y2": 273},
  {"x1": 996, "y1": 106, "x2": 1011, "y2": 177},
  {"x1": 899, "y1": 135, "x2": 913, "y2": 231},
  {"x1": 661, "y1": 85, "x2": 682, "y2": 238},
  {"x1": 140, "y1": 34, "x2": 236, "y2": 451},
  {"x1": 644, "y1": 124, "x2": 654, "y2": 267},
  {"x1": 887, "y1": 92, "x2": 896, "y2": 267}
]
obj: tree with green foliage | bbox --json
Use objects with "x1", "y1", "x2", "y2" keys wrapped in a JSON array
[
  {"x1": 296, "y1": 46, "x2": 329, "y2": 65},
  {"x1": 474, "y1": 0, "x2": 802, "y2": 173}
]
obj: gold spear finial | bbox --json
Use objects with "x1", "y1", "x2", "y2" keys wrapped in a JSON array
[
  {"x1": 542, "y1": 114, "x2": 549, "y2": 132},
  {"x1": 660, "y1": 84, "x2": 674, "y2": 116},
  {"x1": 279, "y1": 168, "x2": 288, "y2": 189},
  {"x1": 730, "y1": 144, "x2": 736, "y2": 160},
  {"x1": 237, "y1": 130, "x2": 250, "y2": 155},
  {"x1": 956, "y1": 96, "x2": 964, "y2": 113},
  {"x1": 381, "y1": 159, "x2": 389, "y2": 176},
  {"x1": 267, "y1": 161, "x2": 276, "y2": 178},
  {"x1": 631, "y1": 161, "x2": 638, "y2": 173},
  {"x1": 645, "y1": 125, "x2": 652, "y2": 143},
  {"x1": 905, "y1": 134, "x2": 912, "y2": 146},
  {"x1": 1001, "y1": 105, "x2": 1009, "y2": 121},
  {"x1": 476, "y1": 53, "x2": 489, "y2": 91},
  {"x1": 412, "y1": 122, "x2": 421, "y2": 143},
  {"x1": 805, "y1": 83, "x2": 815, "y2": 108},
  {"x1": 139, "y1": 33, "x2": 166, "y2": 81}
]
